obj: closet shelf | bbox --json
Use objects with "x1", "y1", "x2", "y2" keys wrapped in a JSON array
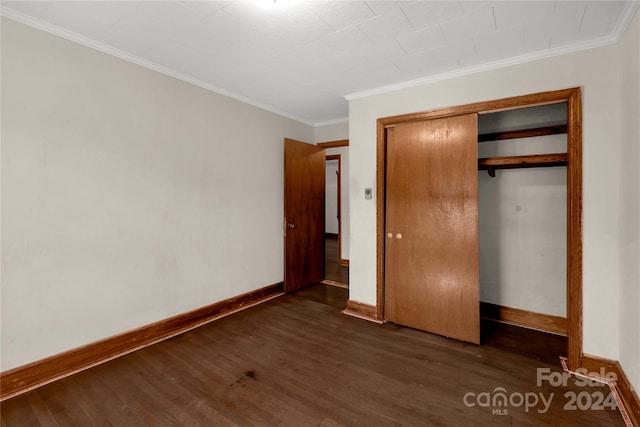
[
  {"x1": 478, "y1": 124, "x2": 567, "y2": 142},
  {"x1": 478, "y1": 153, "x2": 568, "y2": 177}
]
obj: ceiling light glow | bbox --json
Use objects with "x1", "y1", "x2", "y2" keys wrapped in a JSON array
[{"x1": 253, "y1": 0, "x2": 296, "y2": 11}]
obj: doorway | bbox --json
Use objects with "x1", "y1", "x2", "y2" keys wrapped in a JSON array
[
  {"x1": 284, "y1": 138, "x2": 350, "y2": 293},
  {"x1": 478, "y1": 103, "x2": 569, "y2": 335},
  {"x1": 376, "y1": 88, "x2": 583, "y2": 370},
  {"x1": 324, "y1": 154, "x2": 348, "y2": 286}
]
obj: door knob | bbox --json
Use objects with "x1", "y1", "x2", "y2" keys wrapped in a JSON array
[{"x1": 288, "y1": 223, "x2": 295, "y2": 229}]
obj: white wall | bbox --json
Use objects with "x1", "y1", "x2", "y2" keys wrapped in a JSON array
[
  {"x1": 349, "y1": 31, "x2": 628, "y2": 363},
  {"x1": 617, "y1": 10, "x2": 640, "y2": 395},
  {"x1": 315, "y1": 122, "x2": 350, "y2": 261},
  {"x1": 315, "y1": 121, "x2": 348, "y2": 143},
  {"x1": 0, "y1": 17, "x2": 314, "y2": 371},
  {"x1": 478, "y1": 106, "x2": 567, "y2": 316},
  {"x1": 325, "y1": 160, "x2": 339, "y2": 234},
  {"x1": 479, "y1": 136, "x2": 567, "y2": 317}
]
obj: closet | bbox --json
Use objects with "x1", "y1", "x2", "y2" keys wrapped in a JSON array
[
  {"x1": 478, "y1": 104, "x2": 568, "y2": 332},
  {"x1": 377, "y1": 89, "x2": 581, "y2": 357}
]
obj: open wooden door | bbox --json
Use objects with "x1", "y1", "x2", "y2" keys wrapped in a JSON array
[
  {"x1": 384, "y1": 114, "x2": 480, "y2": 344},
  {"x1": 284, "y1": 138, "x2": 325, "y2": 292}
]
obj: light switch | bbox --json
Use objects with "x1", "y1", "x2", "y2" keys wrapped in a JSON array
[{"x1": 364, "y1": 188, "x2": 373, "y2": 200}]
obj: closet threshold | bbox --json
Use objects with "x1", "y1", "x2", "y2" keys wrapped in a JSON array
[{"x1": 478, "y1": 153, "x2": 568, "y2": 177}]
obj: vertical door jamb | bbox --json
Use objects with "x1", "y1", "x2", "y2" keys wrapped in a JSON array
[
  {"x1": 317, "y1": 139, "x2": 350, "y2": 270},
  {"x1": 326, "y1": 154, "x2": 342, "y2": 270}
]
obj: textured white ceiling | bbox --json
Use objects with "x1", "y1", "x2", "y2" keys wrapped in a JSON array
[{"x1": 2, "y1": 1, "x2": 638, "y2": 125}]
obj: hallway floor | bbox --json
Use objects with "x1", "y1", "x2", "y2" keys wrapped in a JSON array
[{"x1": 324, "y1": 236, "x2": 348, "y2": 285}]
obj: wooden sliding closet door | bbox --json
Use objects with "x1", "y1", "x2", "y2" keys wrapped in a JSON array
[{"x1": 384, "y1": 114, "x2": 480, "y2": 344}]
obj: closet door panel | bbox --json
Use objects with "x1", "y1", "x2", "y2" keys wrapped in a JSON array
[{"x1": 384, "y1": 114, "x2": 479, "y2": 344}]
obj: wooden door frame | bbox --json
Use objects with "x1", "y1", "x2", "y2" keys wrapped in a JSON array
[
  {"x1": 375, "y1": 87, "x2": 583, "y2": 370},
  {"x1": 317, "y1": 139, "x2": 350, "y2": 268},
  {"x1": 325, "y1": 154, "x2": 343, "y2": 267}
]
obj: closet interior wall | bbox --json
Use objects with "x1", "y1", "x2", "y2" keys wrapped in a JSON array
[{"x1": 478, "y1": 104, "x2": 568, "y2": 319}]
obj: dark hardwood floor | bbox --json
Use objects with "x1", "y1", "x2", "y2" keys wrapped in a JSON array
[
  {"x1": 324, "y1": 236, "x2": 348, "y2": 285},
  {"x1": 1, "y1": 284, "x2": 624, "y2": 426}
]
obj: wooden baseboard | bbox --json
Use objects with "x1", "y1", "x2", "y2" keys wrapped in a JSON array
[
  {"x1": 321, "y1": 279, "x2": 349, "y2": 289},
  {"x1": 480, "y1": 301, "x2": 567, "y2": 336},
  {"x1": 577, "y1": 355, "x2": 640, "y2": 427},
  {"x1": 339, "y1": 258, "x2": 349, "y2": 267},
  {"x1": 342, "y1": 299, "x2": 381, "y2": 324},
  {"x1": 0, "y1": 282, "x2": 284, "y2": 402}
]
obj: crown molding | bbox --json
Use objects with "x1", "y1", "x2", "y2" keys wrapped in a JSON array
[
  {"x1": 613, "y1": 0, "x2": 640, "y2": 41},
  {"x1": 0, "y1": 6, "x2": 317, "y2": 127},
  {"x1": 345, "y1": 1, "x2": 640, "y2": 102},
  {"x1": 2, "y1": 1, "x2": 637, "y2": 125}
]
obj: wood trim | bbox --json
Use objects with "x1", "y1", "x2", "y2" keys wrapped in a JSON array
[
  {"x1": 478, "y1": 124, "x2": 567, "y2": 142},
  {"x1": 479, "y1": 153, "x2": 567, "y2": 177},
  {"x1": 571, "y1": 355, "x2": 640, "y2": 427},
  {"x1": 343, "y1": 300, "x2": 382, "y2": 323},
  {"x1": 578, "y1": 355, "x2": 623, "y2": 381},
  {"x1": 337, "y1": 168, "x2": 341, "y2": 265},
  {"x1": 566, "y1": 88, "x2": 583, "y2": 371},
  {"x1": 320, "y1": 279, "x2": 349, "y2": 289},
  {"x1": 379, "y1": 88, "x2": 579, "y2": 127},
  {"x1": 611, "y1": 363, "x2": 640, "y2": 427},
  {"x1": 478, "y1": 153, "x2": 567, "y2": 169},
  {"x1": 0, "y1": 282, "x2": 284, "y2": 402},
  {"x1": 480, "y1": 302, "x2": 567, "y2": 336},
  {"x1": 376, "y1": 87, "x2": 582, "y2": 369},
  {"x1": 325, "y1": 233, "x2": 339, "y2": 239},
  {"x1": 339, "y1": 259, "x2": 349, "y2": 267},
  {"x1": 317, "y1": 139, "x2": 349, "y2": 148},
  {"x1": 326, "y1": 154, "x2": 342, "y2": 267},
  {"x1": 376, "y1": 120, "x2": 387, "y2": 321}
]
